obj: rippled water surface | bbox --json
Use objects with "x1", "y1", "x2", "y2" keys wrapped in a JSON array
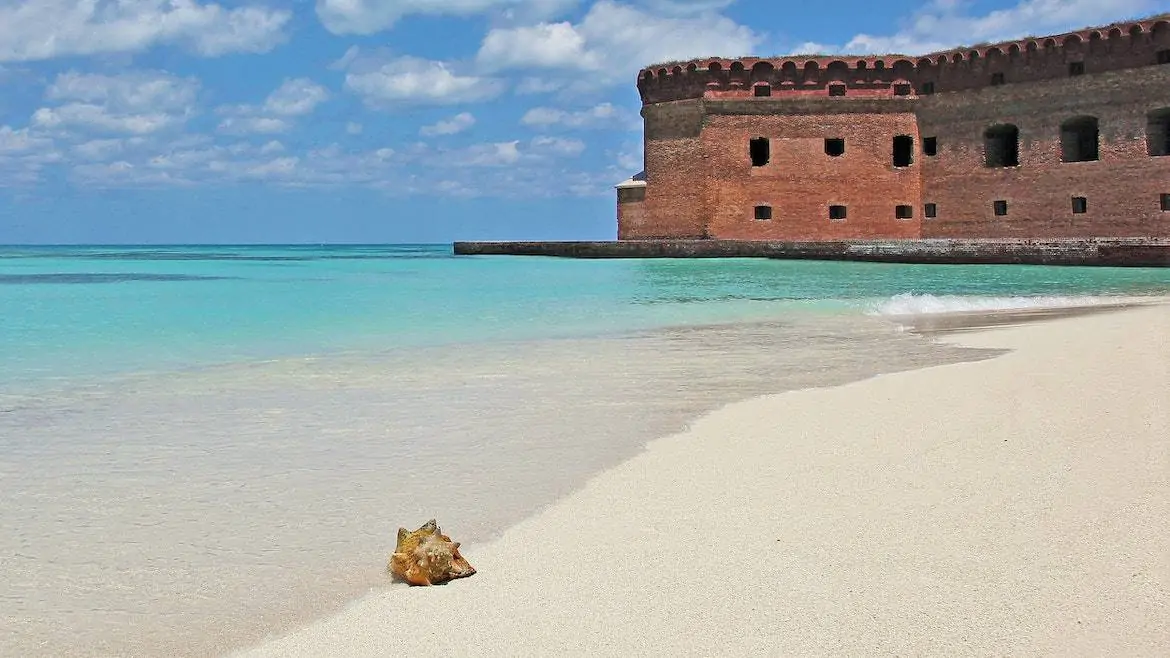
[{"x1": 2, "y1": 245, "x2": 1169, "y2": 656}]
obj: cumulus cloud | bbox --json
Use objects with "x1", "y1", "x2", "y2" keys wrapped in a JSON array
[
  {"x1": 806, "y1": 0, "x2": 1158, "y2": 55},
  {"x1": 216, "y1": 116, "x2": 291, "y2": 134},
  {"x1": 476, "y1": 0, "x2": 760, "y2": 86},
  {"x1": 0, "y1": 0, "x2": 290, "y2": 62},
  {"x1": 33, "y1": 70, "x2": 199, "y2": 135},
  {"x1": 530, "y1": 135, "x2": 586, "y2": 156},
  {"x1": 0, "y1": 125, "x2": 53, "y2": 153},
  {"x1": 47, "y1": 70, "x2": 199, "y2": 112},
  {"x1": 344, "y1": 55, "x2": 505, "y2": 107},
  {"x1": 315, "y1": 0, "x2": 577, "y2": 35},
  {"x1": 521, "y1": 103, "x2": 636, "y2": 129},
  {"x1": 263, "y1": 78, "x2": 330, "y2": 116},
  {"x1": 216, "y1": 78, "x2": 328, "y2": 134},
  {"x1": 420, "y1": 112, "x2": 477, "y2": 136}
]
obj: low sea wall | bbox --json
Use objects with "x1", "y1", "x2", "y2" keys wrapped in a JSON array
[{"x1": 452, "y1": 239, "x2": 1170, "y2": 267}]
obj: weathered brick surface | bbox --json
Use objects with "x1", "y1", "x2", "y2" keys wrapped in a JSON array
[
  {"x1": 615, "y1": 186, "x2": 646, "y2": 239},
  {"x1": 632, "y1": 101, "x2": 707, "y2": 239},
  {"x1": 620, "y1": 14, "x2": 1170, "y2": 242},
  {"x1": 702, "y1": 102, "x2": 922, "y2": 240},
  {"x1": 917, "y1": 65, "x2": 1170, "y2": 238}
]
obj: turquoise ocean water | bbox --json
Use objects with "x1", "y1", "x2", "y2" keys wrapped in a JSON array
[
  {"x1": 3, "y1": 244, "x2": 1169, "y2": 657},
  {"x1": 4, "y1": 244, "x2": 1169, "y2": 392}
]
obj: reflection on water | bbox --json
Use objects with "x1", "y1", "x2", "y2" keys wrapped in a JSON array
[{"x1": 0, "y1": 314, "x2": 1002, "y2": 657}]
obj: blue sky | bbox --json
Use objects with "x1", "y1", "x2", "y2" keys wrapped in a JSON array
[{"x1": 0, "y1": 0, "x2": 1161, "y2": 243}]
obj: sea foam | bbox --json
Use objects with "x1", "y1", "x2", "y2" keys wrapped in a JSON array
[{"x1": 867, "y1": 292, "x2": 1135, "y2": 316}]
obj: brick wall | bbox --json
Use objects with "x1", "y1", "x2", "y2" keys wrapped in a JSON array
[
  {"x1": 616, "y1": 186, "x2": 646, "y2": 239},
  {"x1": 632, "y1": 100, "x2": 708, "y2": 239},
  {"x1": 701, "y1": 100, "x2": 922, "y2": 240},
  {"x1": 918, "y1": 64, "x2": 1170, "y2": 238}
]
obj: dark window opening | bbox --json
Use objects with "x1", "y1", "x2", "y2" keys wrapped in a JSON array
[
  {"x1": 1157, "y1": 50, "x2": 1170, "y2": 64},
  {"x1": 893, "y1": 83, "x2": 912, "y2": 96},
  {"x1": 829, "y1": 205, "x2": 847, "y2": 220},
  {"x1": 895, "y1": 205, "x2": 913, "y2": 219},
  {"x1": 754, "y1": 205, "x2": 772, "y2": 220},
  {"x1": 990, "y1": 72, "x2": 1005, "y2": 85},
  {"x1": 754, "y1": 84, "x2": 772, "y2": 97},
  {"x1": 921, "y1": 81, "x2": 936, "y2": 95},
  {"x1": 924, "y1": 203, "x2": 937, "y2": 218},
  {"x1": 1147, "y1": 108, "x2": 1170, "y2": 156},
  {"x1": 749, "y1": 137, "x2": 770, "y2": 167},
  {"x1": 892, "y1": 135, "x2": 914, "y2": 167},
  {"x1": 825, "y1": 138, "x2": 845, "y2": 157},
  {"x1": 984, "y1": 124, "x2": 1020, "y2": 167},
  {"x1": 923, "y1": 137, "x2": 938, "y2": 156},
  {"x1": 1068, "y1": 61, "x2": 1085, "y2": 76},
  {"x1": 1072, "y1": 196, "x2": 1088, "y2": 214},
  {"x1": 994, "y1": 200, "x2": 1008, "y2": 216},
  {"x1": 828, "y1": 84, "x2": 846, "y2": 97},
  {"x1": 1161, "y1": 194, "x2": 1170, "y2": 211},
  {"x1": 1061, "y1": 116, "x2": 1099, "y2": 162}
]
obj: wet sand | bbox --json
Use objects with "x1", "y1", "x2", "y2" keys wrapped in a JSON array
[{"x1": 238, "y1": 302, "x2": 1169, "y2": 656}]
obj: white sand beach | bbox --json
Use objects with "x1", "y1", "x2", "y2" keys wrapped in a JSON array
[{"x1": 237, "y1": 303, "x2": 1168, "y2": 656}]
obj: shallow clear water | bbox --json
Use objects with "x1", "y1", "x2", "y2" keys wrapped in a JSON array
[
  {"x1": 4, "y1": 244, "x2": 1169, "y2": 393},
  {"x1": 2, "y1": 245, "x2": 1168, "y2": 656}
]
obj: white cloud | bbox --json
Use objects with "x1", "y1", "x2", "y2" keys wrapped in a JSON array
[
  {"x1": 47, "y1": 71, "x2": 199, "y2": 112},
  {"x1": 215, "y1": 78, "x2": 328, "y2": 134},
  {"x1": 33, "y1": 71, "x2": 199, "y2": 135},
  {"x1": 344, "y1": 56, "x2": 505, "y2": 107},
  {"x1": 260, "y1": 140, "x2": 285, "y2": 154},
  {"x1": 515, "y1": 77, "x2": 566, "y2": 95},
  {"x1": 33, "y1": 105, "x2": 185, "y2": 134},
  {"x1": 0, "y1": 125, "x2": 52, "y2": 153},
  {"x1": 476, "y1": 1, "x2": 760, "y2": 87},
  {"x1": 457, "y1": 140, "x2": 523, "y2": 166},
  {"x1": 531, "y1": 135, "x2": 585, "y2": 156},
  {"x1": 263, "y1": 78, "x2": 329, "y2": 116},
  {"x1": 521, "y1": 102, "x2": 635, "y2": 129},
  {"x1": 427, "y1": 135, "x2": 586, "y2": 167},
  {"x1": 816, "y1": 0, "x2": 1158, "y2": 55},
  {"x1": 0, "y1": 0, "x2": 290, "y2": 62},
  {"x1": 71, "y1": 160, "x2": 192, "y2": 187},
  {"x1": 480, "y1": 22, "x2": 596, "y2": 70},
  {"x1": 346, "y1": 122, "x2": 364, "y2": 135},
  {"x1": 216, "y1": 116, "x2": 291, "y2": 134},
  {"x1": 315, "y1": 0, "x2": 577, "y2": 35},
  {"x1": 420, "y1": 112, "x2": 477, "y2": 136}
]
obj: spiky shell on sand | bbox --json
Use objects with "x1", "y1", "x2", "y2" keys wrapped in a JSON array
[{"x1": 388, "y1": 519, "x2": 477, "y2": 586}]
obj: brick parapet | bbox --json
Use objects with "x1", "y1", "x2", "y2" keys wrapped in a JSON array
[{"x1": 637, "y1": 14, "x2": 1169, "y2": 104}]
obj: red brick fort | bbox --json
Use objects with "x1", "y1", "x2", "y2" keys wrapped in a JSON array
[{"x1": 616, "y1": 14, "x2": 1170, "y2": 241}]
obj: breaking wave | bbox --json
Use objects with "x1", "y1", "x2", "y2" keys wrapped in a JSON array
[{"x1": 867, "y1": 292, "x2": 1137, "y2": 316}]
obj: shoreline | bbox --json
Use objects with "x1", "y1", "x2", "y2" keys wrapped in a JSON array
[{"x1": 236, "y1": 301, "x2": 1169, "y2": 656}]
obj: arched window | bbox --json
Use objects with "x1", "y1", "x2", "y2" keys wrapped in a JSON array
[
  {"x1": 984, "y1": 124, "x2": 1020, "y2": 167},
  {"x1": 1147, "y1": 108, "x2": 1170, "y2": 156},
  {"x1": 1060, "y1": 116, "x2": 1099, "y2": 162}
]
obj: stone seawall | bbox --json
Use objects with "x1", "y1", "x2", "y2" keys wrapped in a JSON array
[{"x1": 452, "y1": 239, "x2": 1170, "y2": 267}]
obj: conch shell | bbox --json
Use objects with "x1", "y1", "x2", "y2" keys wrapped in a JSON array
[{"x1": 388, "y1": 519, "x2": 477, "y2": 586}]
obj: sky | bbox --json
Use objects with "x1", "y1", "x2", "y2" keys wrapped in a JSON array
[{"x1": 0, "y1": 0, "x2": 1162, "y2": 244}]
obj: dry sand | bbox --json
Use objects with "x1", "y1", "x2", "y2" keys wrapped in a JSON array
[{"x1": 236, "y1": 303, "x2": 1169, "y2": 657}]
